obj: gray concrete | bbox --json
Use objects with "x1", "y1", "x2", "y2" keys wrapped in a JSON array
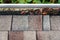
[
  {"x1": 43, "y1": 15, "x2": 50, "y2": 31},
  {"x1": 0, "y1": 15, "x2": 12, "y2": 31},
  {"x1": 12, "y1": 15, "x2": 28, "y2": 30},
  {"x1": 51, "y1": 16, "x2": 60, "y2": 31}
]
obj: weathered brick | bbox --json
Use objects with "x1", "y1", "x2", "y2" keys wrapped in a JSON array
[
  {"x1": 0, "y1": 31, "x2": 8, "y2": 40},
  {"x1": 0, "y1": 15, "x2": 12, "y2": 31},
  {"x1": 28, "y1": 15, "x2": 42, "y2": 30},
  {"x1": 12, "y1": 15, "x2": 28, "y2": 30},
  {"x1": 9, "y1": 31, "x2": 23, "y2": 40},
  {"x1": 43, "y1": 15, "x2": 50, "y2": 31},
  {"x1": 24, "y1": 31, "x2": 36, "y2": 40},
  {"x1": 51, "y1": 16, "x2": 60, "y2": 30}
]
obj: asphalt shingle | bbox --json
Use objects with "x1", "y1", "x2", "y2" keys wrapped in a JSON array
[
  {"x1": 24, "y1": 31, "x2": 36, "y2": 40},
  {"x1": 28, "y1": 15, "x2": 42, "y2": 30},
  {"x1": 37, "y1": 31, "x2": 60, "y2": 40},
  {"x1": 43, "y1": 15, "x2": 50, "y2": 31},
  {"x1": 51, "y1": 16, "x2": 60, "y2": 31},
  {"x1": 9, "y1": 31, "x2": 23, "y2": 40},
  {"x1": 50, "y1": 31, "x2": 60, "y2": 40},
  {"x1": 0, "y1": 14, "x2": 60, "y2": 40},
  {"x1": 12, "y1": 15, "x2": 28, "y2": 30},
  {"x1": 9, "y1": 31, "x2": 36, "y2": 40},
  {"x1": 12, "y1": 15, "x2": 42, "y2": 31},
  {"x1": 0, "y1": 15, "x2": 12, "y2": 31},
  {"x1": 0, "y1": 31, "x2": 8, "y2": 40},
  {"x1": 37, "y1": 31, "x2": 50, "y2": 40}
]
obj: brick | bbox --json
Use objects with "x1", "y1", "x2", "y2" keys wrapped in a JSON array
[
  {"x1": 51, "y1": 16, "x2": 60, "y2": 30},
  {"x1": 0, "y1": 15, "x2": 12, "y2": 31},
  {"x1": 43, "y1": 15, "x2": 50, "y2": 31},
  {"x1": 24, "y1": 31, "x2": 36, "y2": 40},
  {"x1": 37, "y1": 31, "x2": 50, "y2": 40},
  {"x1": 12, "y1": 15, "x2": 28, "y2": 30},
  {"x1": 0, "y1": 31, "x2": 8, "y2": 40},
  {"x1": 28, "y1": 15, "x2": 42, "y2": 30},
  {"x1": 9, "y1": 31, "x2": 23, "y2": 40}
]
